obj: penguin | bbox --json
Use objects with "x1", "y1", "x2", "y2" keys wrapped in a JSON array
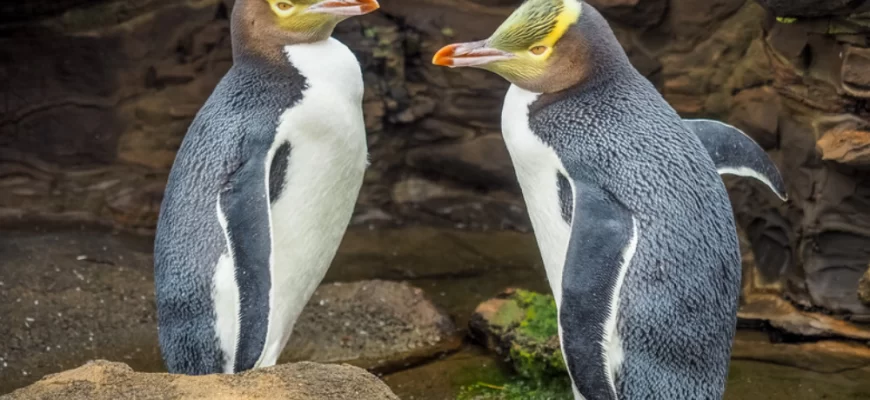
[
  {"x1": 154, "y1": 0, "x2": 379, "y2": 375},
  {"x1": 433, "y1": 1, "x2": 785, "y2": 399}
]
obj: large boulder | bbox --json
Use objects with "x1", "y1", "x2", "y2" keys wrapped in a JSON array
[
  {"x1": 282, "y1": 280, "x2": 462, "y2": 372},
  {"x1": 1, "y1": 360, "x2": 398, "y2": 400}
]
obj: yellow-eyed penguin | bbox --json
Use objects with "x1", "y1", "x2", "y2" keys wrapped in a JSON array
[
  {"x1": 154, "y1": 0, "x2": 378, "y2": 375},
  {"x1": 433, "y1": 0, "x2": 786, "y2": 398}
]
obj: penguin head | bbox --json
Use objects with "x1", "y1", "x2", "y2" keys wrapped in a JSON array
[
  {"x1": 432, "y1": 0, "x2": 617, "y2": 93},
  {"x1": 233, "y1": 0, "x2": 379, "y2": 49},
  {"x1": 265, "y1": 0, "x2": 379, "y2": 37}
]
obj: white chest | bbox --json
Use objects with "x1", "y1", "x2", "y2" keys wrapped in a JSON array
[
  {"x1": 501, "y1": 84, "x2": 572, "y2": 307},
  {"x1": 256, "y1": 37, "x2": 368, "y2": 366}
]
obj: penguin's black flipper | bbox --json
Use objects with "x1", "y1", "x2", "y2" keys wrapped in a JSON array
[
  {"x1": 683, "y1": 119, "x2": 788, "y2": 201},
  {"x1": 219, "y1": 156, "x2": 273, "y2": 373},
  {"x1": 559, "y1": 178, "x2": 637, "y2": 400}
]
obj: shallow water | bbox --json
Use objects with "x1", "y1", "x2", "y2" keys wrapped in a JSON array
[{"x1": 1, "y1": 223, "x2": 869, "y2": 398}]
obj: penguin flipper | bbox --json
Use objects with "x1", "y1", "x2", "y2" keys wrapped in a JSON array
[
  {"x1": 560, "y1": 178, "x2": 638, "y2": 400},
  {"x1": 218, "y1": 157, "x2": 273, "y2": 373},
  {"x1": 683, "y1": 119, "x2": 788, "y2": 201}
]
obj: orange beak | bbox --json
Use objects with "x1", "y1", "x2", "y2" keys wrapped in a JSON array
[
  {"x1": 432, "y1": 40, "x2": 514, "y2": 68},
  {"x1": 308, "y1": 0, "x2": 379, "y2": 16}
]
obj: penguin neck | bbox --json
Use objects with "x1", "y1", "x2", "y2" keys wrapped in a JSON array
[
  {"x1": 532, "y1": 8, "x2": 638, "y2": 110},
  {"x1": 231, "y1": 0, "x2": 336, "y2": 65}
]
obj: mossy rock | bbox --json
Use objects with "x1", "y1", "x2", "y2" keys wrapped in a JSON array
[
  {"x1": 469, "y1": 289, "x2": 566, "y2": 381},
  {"x1": 464, "y1": 289, "x2": 573, "y2": 399}
]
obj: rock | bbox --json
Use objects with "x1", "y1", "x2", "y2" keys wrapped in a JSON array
[
  {"x1": 405, "y1": 135, "x2": 518, "y2": 192},
  {"x1": 738, "y1": 294, "x2": 870, "y2": 340},
  {"x1": 723, "y1": 4, "x2": 870, "y2": 319},
  {"x1": 468, "y1": 289, "x2": 566, "y2": 381},
  {"x1": 281, "y1": 280, "x2": 462, "y2": 372},
  {"x1": 391, "y1": 177, "x2": 529, "y2": 231},
  {"x1": 0, "y1": 0, "x2": 231, "y2": 166},
  {"x1": 667, "y1": 0, "x2": 746, "y2": 39},
  {"x1": 728, "y1": 87, "x2": 781, "y2": 149},
  {"x1": 842, "y1": 45, "x2": 870, "y2": 98},
  {"x1": 816, "y1": 128, "x2": 870, "y2": 166},
  {"x1": 732, "y1": 331, "x2": 870, "y2": 373},
  {"x1": 391, "y1": 177, "x2": 469, "y2": 204},
  {"x1": 2, "y1": 360, "x2": 399, "y2": 400},
  {"x1": 753, "y1": 0, "x2": 870, "y2": 17},
  {"x1": 860, "y1": 266, "x2": 870, "y2": 306},
  {"x1": 586, "y1": 0, "x2": 668, "y2": 28}
]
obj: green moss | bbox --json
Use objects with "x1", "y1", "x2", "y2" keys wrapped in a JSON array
[
  {"x1": 548, "y1": 349, "x2": 568, "y2": 373},
  {"x1": 514, "y1": 290, "x2": 559, "y2": 341},
  {"x1": 457, "y1": 379, "x2": 574, "y2": 400},
  {"x1": 463, "y1": 290, "x2": 571, "y2": 399},
  {"x1": 491, "y1": 300, "x2": 525, "y2": 328}
]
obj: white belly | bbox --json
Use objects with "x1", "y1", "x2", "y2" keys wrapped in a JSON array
[
  {"x1": 501, "y1": 84, "x2": 571, "y2": 307},
  {"x1": 257, "y1": 38, "x2": 368, "y2": 367}
]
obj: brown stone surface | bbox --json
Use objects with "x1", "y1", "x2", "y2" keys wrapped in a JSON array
[
  {"x1": 738, "y1": 294, "x2": 870, "y2": 340},
  {"x1": 406, "y1": 135, "x2": 517, "y2": 191},
  {"x1": 1, "y1": 360, "x2": 399, "y2": 400},
  {"x1": 727, "y1": 4, "x2": 870, "y2": 318},
  {"x1": 817, "y1": 129, "x2": 870, "y2": 166},
  {"x1": 754, "y1": 0, "x2": 870, "y2": 17},
  {"x1": 732, "y1": 331, "x2": 870, "y2": 373},
  {"x1": 860, "y1": 266, "x2": 870, "y2": 306},
  {"x1": 281, "y1": 280, "x2": 462, "y2": 372}
]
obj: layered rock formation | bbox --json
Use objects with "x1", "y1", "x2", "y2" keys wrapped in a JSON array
[{"x1": 1, "y1": 0, "x2": 869, "y2": 322}]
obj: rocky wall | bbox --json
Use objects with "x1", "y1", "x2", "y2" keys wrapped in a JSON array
[{"x1": 1, "y1": 0, "x2": 869, "y2": 319}]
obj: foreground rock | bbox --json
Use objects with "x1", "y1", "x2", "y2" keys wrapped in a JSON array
[
  {"x1": 1, "y1": 360, "x2": 398, "y2": 400},
  {"x1": 282, "y1": 280, "x2": 462, "y2": 372}
]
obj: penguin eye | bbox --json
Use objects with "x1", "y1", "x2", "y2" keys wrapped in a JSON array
[
  {"x1": 529, "y1": 46, "x2": 548, "y2": 56},
  {"x1": 276, "y1": 1, "x2": 293, "y2": 11}
]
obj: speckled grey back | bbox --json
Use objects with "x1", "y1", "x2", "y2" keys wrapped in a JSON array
[
  {"x1": 154, "y1": 53, "x2": 306, "y2": 374},
  {"x1": 528, "y1": 4, "x2": 741, "y2": 398}
]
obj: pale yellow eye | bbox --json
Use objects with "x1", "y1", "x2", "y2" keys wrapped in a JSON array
[
  {"x1": 276, "y1": 1, "x2": 293, "y2": 11},
  {"x1": 529, "y1": 46, "x2": 548, "y2": 56}
]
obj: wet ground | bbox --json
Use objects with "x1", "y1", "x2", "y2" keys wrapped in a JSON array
[{"x1": 2, "y1": 222, "x2": 870, "y2": 398}]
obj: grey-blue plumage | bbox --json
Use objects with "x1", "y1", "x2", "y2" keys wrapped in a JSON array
[
  {"x1": 518, "y1": 4, "x2": 762, "y2": 399},
  {"x1": 684, "y1": 119, "x2": 788, "y2": 201},
  {"x1": 537, "y1": 74, "x2": 739, "y2": 399},
  {"x1": 434, "y1": 0, "x2": 788, "y2": 396},
  {"x1": 154, "y1": 55, "x2": 306, "y2": 374}
]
